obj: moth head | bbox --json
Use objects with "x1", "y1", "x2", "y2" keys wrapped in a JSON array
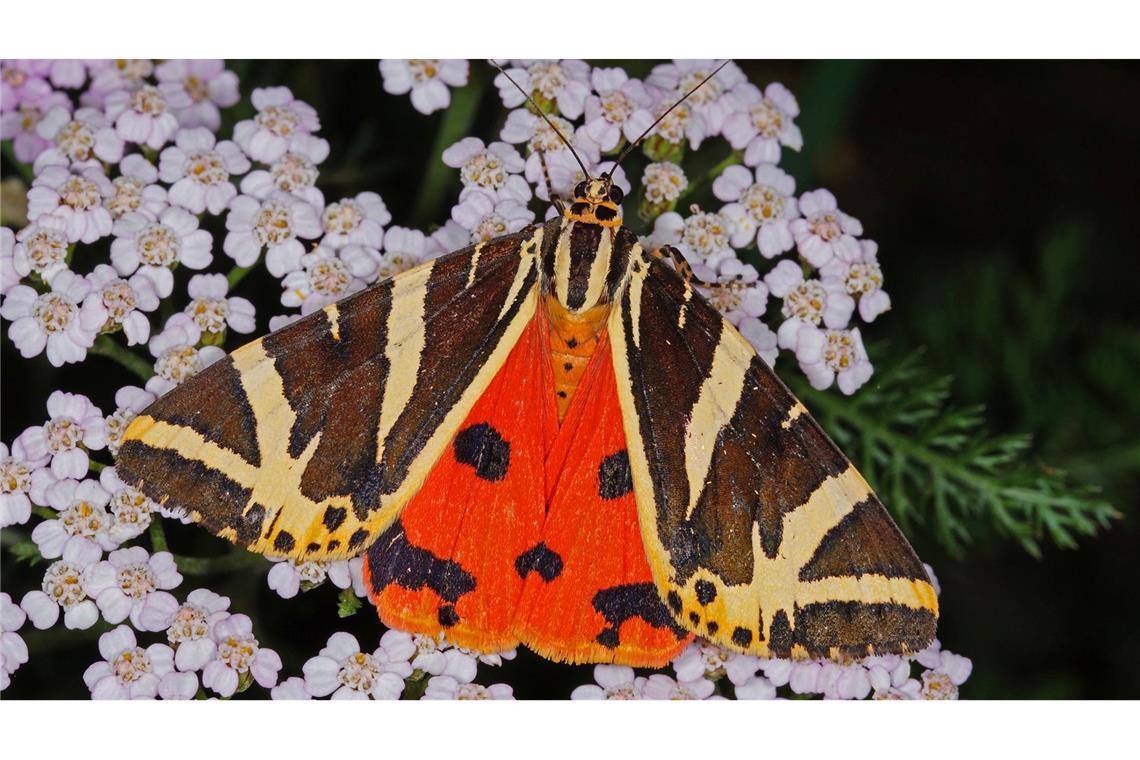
[{"x1": 567, "y1": 173, "x2": 624, "y2": 227}]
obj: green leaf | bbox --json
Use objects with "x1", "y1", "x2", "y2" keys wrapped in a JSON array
[{"x1": 337, "y1": 588, "x2": 363, "y2": 618}]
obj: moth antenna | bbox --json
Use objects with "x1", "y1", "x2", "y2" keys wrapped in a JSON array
[
  {"x1": 489, "y1": 59, "x2": 592, "y2": 180},
  {"x1": 608, "y1": 60, "x2": 732, "y2": 176}
]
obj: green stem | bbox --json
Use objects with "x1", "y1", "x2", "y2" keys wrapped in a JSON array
[
  {"x1": 1, "y1": 139, "x2": 35, "y2": 185},
  {"x1": 149, "y1": 519, "x2": 168, "y2": 552},
  {"x1": 90, "y1": 335, "x2": 153, "y2": 381},
  {"x1": 409, "y1": 71, "x2": 487, "y2": 229},
  {"x1": 227, "y1": 264, "x2": 254, "y2": 289}
]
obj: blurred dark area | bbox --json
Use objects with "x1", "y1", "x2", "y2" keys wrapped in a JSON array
[{"x1": 2, "y1": 60, "x2": 1138, "y2": 699}]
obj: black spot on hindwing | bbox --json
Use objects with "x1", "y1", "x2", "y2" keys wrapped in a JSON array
[
  {"x1": 597, "y1": 450, "x2": 633, "y2": 500},
  {"x1": 515, "y1": 543, "x2": 563, "y2": 582},
  {"x1": 591, "y1": 583, "x2": 687, "y2": 649},
  {"x1": 366, "y1": 521, "x2": 476, "y2": 605},
  {"x1": 453, "y1": 422, "x2": 510, "y2": 482}
]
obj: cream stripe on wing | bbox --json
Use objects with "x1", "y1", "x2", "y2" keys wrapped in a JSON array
[
  {"x1": 552, "y1": 222, "x2": 573, "y2": 308},
  {"x1": 579, "y1": 225, "x2": 612, "y2": 311},
  {"x1": 496, "y1": 230, "x2": 540, "y2": 322},
  {"x1": 682, "y1": 330, "x2": 753, "y2": 521},
  {"x1": 465, "y1": 242, "x2": 485, "y2": 288},
  {"x1": 374, "y1": 261, "x2": 434, "y2": 465}
]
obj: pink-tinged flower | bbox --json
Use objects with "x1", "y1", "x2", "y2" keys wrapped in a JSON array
[
  {"x1": 641, "y1": 161, "x2": 688, "y2": 212},
  {"x1": 157, "y1": 670, "x2": 198, "y2": 700},
  {"x1": 501, "y1": 109, "x2": 601, "y2": 190},
  {"x1": 789, "y1": 189, "x2": 864, "y2": 268},
  {"x1": 32, "y1": 477, "x2": 115, "y2": 558},
  {"x1": 95, "y1": 467, "x2": 153, "y2": 543},
  {"x1": 80, "y1": 263, "x2": 159, "y2": 346},
  {"x1": 319, "y1": 192, "x2": 390, "y2": 250},
  {"x1": 33, "y1": 106, "x2": 124, "y2": 173},
  {"x1": 302, "y1": 631, "x2": 413, "y2": 700},
  {"x1": 571, "y1": 664, "x2": 645, "y2": 700},
  {"x1": 646, "y1": 59, "x2": 747, "y2": 136},
  {"x1": 20, "y1": 540, "x2": 102, "y2": 630},
  {"x1": 450, "y1": 190, "x2": 534, "y2": 245},
  {"x1": 765, "y1": 259, "x2": 855, "y2": 348},
  {"x1": 10, "y1": 218, "x2": 68, "y2": 286},
  {"x1": 83, "y1": 625, "x2": 178, "y2": 700},
  {"x1": 145, "y1": 313, "x2": 226, "y2": 396},
  {"x1": 18, "y1": 391, "x2": 106, "y2": 480},
  {"x1": 202, "y1": 614, "x2": 281, "y2": 697},
  {"x1": 672, "y1": 640, "x2": 764, "y2": 685},
  {"x1": 1, "y1": 592, "x2": 28, "y2": 691},
  {"x1": 405, "y1": 632, "x2": 451, "y2": 675},
  {"x1": 155, "y1": 60, "x2": 240, "y2": 132},
  {"x1": 714, "y1": 164, "x2": 799, "y2": 257},
  {"x1": 104, "y1": 154, "x2": 167, "y2": 221},
  {"x1": 644, "y1": 96, "x2": 708, "y2": 153},
  {"x1": 165, "y1": 589, "x2": 231, "y2": 672},
  {"x1": 103, "y1": 385, "x2": 156, "y2": 457},
  {"x1": 697, "y1": 257, "x2": 769, "y2": 327},
  {"x1": 736, "y1": 674, "x2": 780, "y2": 699},
  {"x1": 26, "y1": 165, "x2": 114, "y2": 244},
  {"x1": 423, "y1": 677, "x2": 515, "y2": 700},
  {"x1": 48, "y1": 60, "x2": 97, "y2": 90},
  {"x1": 648, "y1": 209, "x2": 737, "y2": 270},
  {"x1": 160, "y1": 128, "x2": 250, "y2": 215},
  {"x1": 111, "y1": 207, "x2": 212, "y2": 298},
  {"x1": 723, "y1": 82, "x2": 803, "y2": 166},
  {"x1": 373, "y1": 226, "x2": 429, "y2": 280},
  {"x1": 0, "y1": 227, "x2": 16, "y2": 296},
  {"x1": 0, "y1": 60, "x2": 52, "y2": 112},
  {"x1": 271, "y1": 676, "x2": 312, "y2": 700},
  {"x1": 642, "y1": 673, "x2": 717, "y2": 700},
  {"x1": 280, "y1": 246, "x2": 366, "y2": 314},
  {"x1": 457, "y1": 644, "x2": 517, "y2": 668},
  {"x1": 0, "y1": 88, "x2": 70, "y2": 164},
  {"x1": 795, "y1": 324, "x2": 873, "y2": 395},
  {"x1": 239, "y1": 133, "x2": 328, "y2": 209},
  {"x1": 864, "y1": 654, "x2": 913, "y2": 695},
  {"x1": 266, "y1": 558, "x2": 354, "y2": 600},
  {"x1": 84, "y1": 547, "x2": 182, "y2": 631},
  {"x1": 425, "y1": 220, "x2": 470, "y2": 260},
  {"x1": 740, "y1": 317, "x2": 779, "y2": 367},
  {"x1": 915, "y1": 640, "x2": 973, "y2": 698},
  {"x1": 233, "y1": 86, "x2": 321, "y2": 164},
  {"x1": 224, "y1": 192, "x2": 321, "y2": 275},
  {"x1": 104, "y1": 84, "x2": 189, "y2": 150},
  {"x1": 183, "y1": 273, "x2": 255, "y2": 336},
  {"x1": 820, "y1": 239, "x2": 891, "y2": 323},
  {"x1": 379, "y1": 59, "x2": 469, "y2": 115},
  {"x1": 494, "y1": 59, "x2": 591, "y2": 119},
  {"x1": 583, "y1": 68, "x2": 657, "y2": 153},
  {"x1": 442, "y1": 137, "x2": 531, "y2": 204},
  {"x1": 84, "y1": 60, "x2": 154, "y2": 106},
  {"x1": 1, "y1": 271, "x2": 100, "y2": 366},
  {"x1": 1, "y1": 441, "x2": 41, "y2": 528}
]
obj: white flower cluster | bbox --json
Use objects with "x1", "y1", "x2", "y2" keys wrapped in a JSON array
[{"x1": 1, "y1": 58, "x2": 958, "y2": 699}]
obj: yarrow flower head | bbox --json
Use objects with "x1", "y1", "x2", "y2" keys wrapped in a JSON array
[
  {"x1": 155, "y1": 59, "x2": 240, "y2": 132},
  {"x1": 110, "y1": 207, "x2": 213, "y2": 298},
  {"x1": 17, "y1": 391, "x2": 106, "y2": 479},
  {"x1": 20, "y1": 539, "x2": 102, "y2": 631},
  {"x1": 183, "y1": 273, "x2": 256, "y2": 337},
  {"x1": 714, "y1": 163, "x2": 799, "y2": 258},
  {"x1": 493, "y1": 59, "x2": 591, "y2": 119},
  {"x1": 26, "y1": 164, "x2": 113, "y2": 244},
  {"x1": 223, "y1": 191, "x2": 322, "y2": 276},
  {"x1": 33, "y1": 105, "x2": 124, "y2": 172},
  {"x1": 159, "y1": 127, "x2": 250, "y2": 215},
  {"x1": 1, "y1": 440, "x2": 48, "y2": 528},
  {"x1": 233, "y1": 86, "x2": 321, "y2": 164},
  {"x1": 239, "y1": 133, "x2": 328, "y2": 208},
  {"x1": 1, "y1": 592, "x2": 29, "y2": 691},
  {"x1": 820, "y1": 239, "x2": 891, "y2": 322},
  {"x1": 571, "y1": 664, "x2": 646, "y2": 700},
  {"x1": 104, "y1": 83, "x2": 189, "y2": 150},
  {"x1": 80, "y1": 263, "x2": 160, "y2": 346},
  {"x1": 145, "y1": 313, "x2": 226, "y2": 396},
  {"x1": 83, "y1": 625, "x2": 182, "y2": 700},
  {"x1": 99, "y1": 466, "x2": 159, "y2": 543},
  {"x1": 280, "y1": 245, "x2": 366, "y2": 315},
  {"x1": 104, "y1": 154, "x2": 168, "y2": 221},
  {"x1": 649, "y1": 208, "x2": 737, "y2": 270},
  {"x1": 789, "y1": 189, "x2": 864, "y2": 268},
  {"x1": 103, "y1": 385, "x2": 156, "y2": 457},
  {"x1": 794, "y1": 324, "x2": 873, "y2": 395},
  {"x1": 31, "y1": 477, "x2": 115, "y2": 559},
  {"x1": 380, "y1": 59, "x2": 469, "y2": 115},
  {"x1": 442, "y1": 137, "x2": 530, "y2": 204},
  {"x1": 266, "y1": 557, "x2": 354, "y2": 599},
  {"x1": 83, "y1": 546, "x2": 182, "y2": 631},
  {"x1": 723, "y1": 82, "x2": 803, "y2": 166},
  {"x1": 646, "y1": 59, "x2": 747, "y2": 136},
  {"x1": 164, "y1": 588, "x2": 231, "y2": 672},
  {"x1": 450, "y1": 190, "x2": 534, "y2": 245},
  {"x1": 583, "y1": 67, "x2": 656, "y2": 153},
  {"x1": 202, "y1": 613, "x2": 281, "y2": 697},
  {"x1": 0, "y1": 85, "x2": 70, "y2": 164},
  {"x1": 301, "y1": 631, "x2": 413, "y2": 700}
]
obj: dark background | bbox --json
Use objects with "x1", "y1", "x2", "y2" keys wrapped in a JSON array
[{"x1": 2, "y1": 60, "x2": 1137, "y2": 699}]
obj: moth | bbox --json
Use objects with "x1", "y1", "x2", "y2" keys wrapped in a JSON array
[{"x1": 117, "y1": 63, "x2": 937, "y2": 667}]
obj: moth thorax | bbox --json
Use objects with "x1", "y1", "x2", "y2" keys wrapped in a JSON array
[{"x1": 549, "y1": 219, "x2": 616, "y2": 316}]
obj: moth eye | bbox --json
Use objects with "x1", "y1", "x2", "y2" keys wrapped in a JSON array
[
  {"x1": 574, "y1": 181, "x2": 588, "y2": 198},
  {"x1": 607, "y1": 185, "x2": 624, "y2": 205}
]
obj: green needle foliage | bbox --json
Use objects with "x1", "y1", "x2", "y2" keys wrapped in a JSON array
[{"x1": 791, "y1": 349, "x2": 1120, "y2": 559}]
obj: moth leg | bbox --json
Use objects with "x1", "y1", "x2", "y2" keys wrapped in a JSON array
[
  {"x1": 647, "y1": 245, "x2": 743, "y2": 288},
  {"x1": 537, "y1": 149, "x2": 566, "y2": 215}
]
